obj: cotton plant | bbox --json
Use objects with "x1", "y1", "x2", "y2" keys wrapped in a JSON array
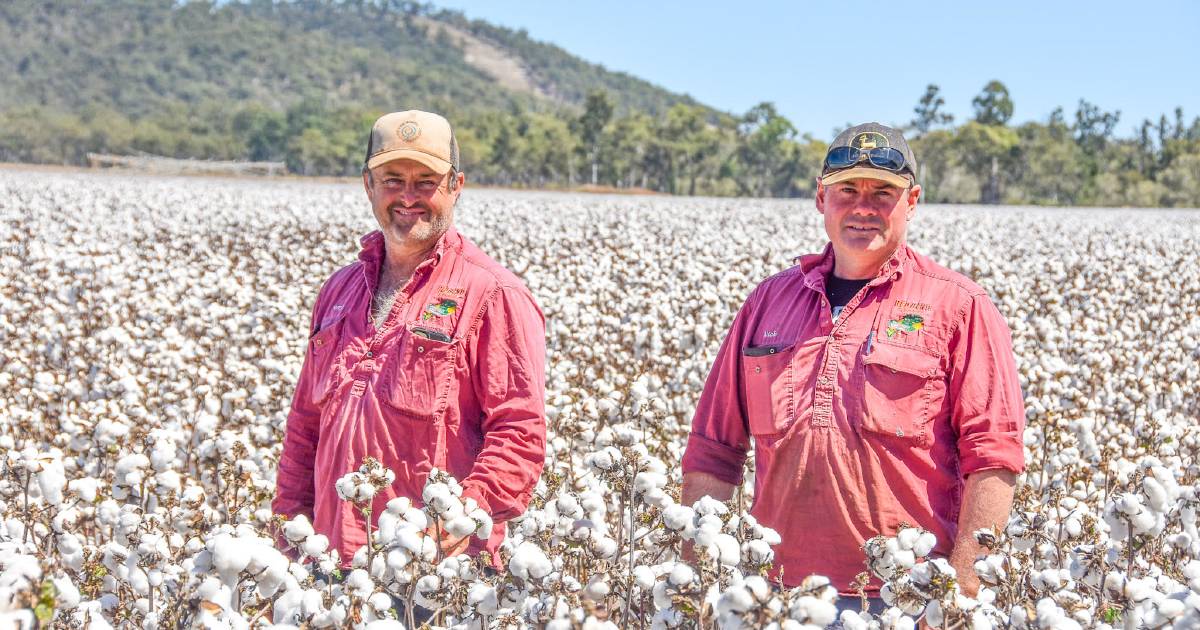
[{"x1": 4, "y1": 173, "x2": 1200, "y2": 626}]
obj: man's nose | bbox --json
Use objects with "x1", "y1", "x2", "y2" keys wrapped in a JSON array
[
  {"x1": 853, "y1": 193, "x2": 887, "y2": 212},
  {"x1": 398, "y1": 187, "x2": 422, "y2": 206}
]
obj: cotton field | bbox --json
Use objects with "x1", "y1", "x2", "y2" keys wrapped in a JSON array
[{"x1": 1, "y1": 168, "x2": 1199, "y2": 629}]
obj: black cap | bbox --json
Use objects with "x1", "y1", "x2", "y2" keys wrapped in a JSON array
[{"x1": 820, "y1": 122, "x2": 917, "y2": 187}]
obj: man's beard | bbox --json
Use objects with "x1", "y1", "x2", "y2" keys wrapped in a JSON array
[{"x1": 388, "y1": 202, "x2": 452, "y2": 246}]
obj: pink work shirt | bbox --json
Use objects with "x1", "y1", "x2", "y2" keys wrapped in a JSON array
[
  {"x1": 273, "y1": 228, "x2": 546, "y2": 567},
  {"x1": 682, "y1": 243, "x2": 1025, "y2": 593}
]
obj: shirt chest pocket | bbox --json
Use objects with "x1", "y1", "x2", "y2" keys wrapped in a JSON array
[
  {"x1": 859, "y1": 343, "x2": 943, "y2": 445},
  {"x1": 741, "y1": 345, "x2": 796, "y2": 438},
  {"x1": 381, "y1": 333, "x2": 457, "y2": 421},
  {"x1": 308, "y1": 315, "x2": 347, "y2": 406}
]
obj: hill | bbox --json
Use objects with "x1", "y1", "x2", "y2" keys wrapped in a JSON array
[
  {"x1": 0, "y1": 0, "x2": 721, "y2": 177},
  {"x1": 0, "y1": 1, "x2": 706, "y2": 118}
]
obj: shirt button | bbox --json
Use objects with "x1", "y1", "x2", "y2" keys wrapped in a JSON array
[
  {"x1": 896, "y1": 429, "x2": 905, "y2": 437},
  {"x1": 366, "y1": 351, "x2": 373, "y2": 358},
  {"x1": 417, "y1": 346, "x2": 425, "y2": 353},
  {"x1": 754, "y1": 366, "x2": 762, "y2": 373}
]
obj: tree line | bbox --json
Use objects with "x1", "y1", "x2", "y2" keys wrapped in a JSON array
[{"x1": 2, "y1": 80, "x2": 1198, "y2": 207}]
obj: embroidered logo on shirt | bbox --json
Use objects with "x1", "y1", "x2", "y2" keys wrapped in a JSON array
[
  {"x1": 422, "y1": 298, "x2": 459, "y2": 321},
  {"x1": 893, "y1": 300, "x2": 932, "y2": 312},
  {"x1": 886, "y1": 314, "x2": 925, "y2": 338}
]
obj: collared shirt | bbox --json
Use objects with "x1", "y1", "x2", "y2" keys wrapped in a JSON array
[
  {"x1": 273, "y1": 228, "x2": 546, "y2": 567},
  {"x1": 681, "y1": 243, "x2": 1025, "y2": 592}
]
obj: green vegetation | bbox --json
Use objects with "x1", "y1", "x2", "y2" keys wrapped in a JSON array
[{"x1": 1, "y1": 2, "x2": 1198, "y2": 206}]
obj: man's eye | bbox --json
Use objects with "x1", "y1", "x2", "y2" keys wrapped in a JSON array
[
  {"x1": 417, "y1": 181, "x2": 439, "y2": 191},
  {"x1": 383, "y1": 179, "x2": 402, "y2": 188}
]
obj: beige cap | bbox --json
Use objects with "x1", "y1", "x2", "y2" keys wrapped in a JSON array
[
  {"x1": 365, "y1": 110, "x2": 459, "y2": 174},
  {"x1": 820, "y1": 167, "x2": 911, "y2": 188}
]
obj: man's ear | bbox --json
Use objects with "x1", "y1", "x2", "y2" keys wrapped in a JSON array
[
  {"x1": 907, "y1": 184, "x2": 921, "y2": 219},
  {"x1": 362, "y1": 169, "x2": 374, "y2": 199},
  {"x1": 815, "y1": 180, "x2": 826, "y2": 215}
]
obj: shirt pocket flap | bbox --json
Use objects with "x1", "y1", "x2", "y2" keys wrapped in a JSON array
[
  {"x1": 741, "y1": 344, "x2": 796, "y2": 436},
  {"x1": 863, "y1": 343, "x2": 942, "y2": 379}
]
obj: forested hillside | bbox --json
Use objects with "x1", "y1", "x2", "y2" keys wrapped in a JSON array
[{"x1": 1, "y1": 1, "x2": 1198, "y2": 206}]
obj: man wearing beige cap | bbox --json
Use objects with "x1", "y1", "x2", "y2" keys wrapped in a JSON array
[
  {"x1": 682, "y1": 123, "x2": 1025, "y2": 617},
  {"x1": 274, "y1": 111, "x2": 547, "y2": 574}
]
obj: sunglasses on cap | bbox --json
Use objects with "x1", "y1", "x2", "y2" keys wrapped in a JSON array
[{"x1": 823, "y1": 146, "x2": 909, "y2": 174}]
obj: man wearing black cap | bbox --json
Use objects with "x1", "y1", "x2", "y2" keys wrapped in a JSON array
[{"x1": 681, "y1": 123, "x2": 1026, "y2": 613}]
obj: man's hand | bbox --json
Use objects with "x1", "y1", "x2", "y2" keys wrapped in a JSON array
[
  {"x1": 425, "y1": 521, "x2": 471, "y2": 557},
  {"x1": 680, "y1": 471, "x2": 737, "y2": 564},
  {"x1": 947, "y1": 469, "x2": 1017, "y2": 597}
]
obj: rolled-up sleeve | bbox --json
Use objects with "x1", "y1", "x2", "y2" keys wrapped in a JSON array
[
  {"x1": 948, "y1": 292, "x2": 1026, "y2": 475},
  {"x1": 682, "y1": 293, "x2": 756, "y2": 486},
  {"x1": 272, "y1": 294, "x2": 325, "y2": 522},
  {"x1": 460, "y1": 285, "x2": 547, "y2": 523}
]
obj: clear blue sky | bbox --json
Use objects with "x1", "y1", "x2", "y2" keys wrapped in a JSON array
[{"x1": 435, "y1": 0, "x2": 1199, "y2": 140}]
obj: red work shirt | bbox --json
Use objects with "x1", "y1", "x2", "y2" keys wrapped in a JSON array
[
  {"x1": 682, "y1": 243, "x2": 1025, "y2": 592},
  {"x1": 273, "y1": 228, "x2": 546, "y2": 567}
]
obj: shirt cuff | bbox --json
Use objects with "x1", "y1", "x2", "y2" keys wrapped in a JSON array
[
  {"x1": 681, "y1": 432, "x2": 747, "y2": 486},
  {"x1": 958, "y1": 430, "x2": 1026, "y2": 475}
]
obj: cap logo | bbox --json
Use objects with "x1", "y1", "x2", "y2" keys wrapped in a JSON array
[
  {"x1": 397, "y1": 121, "x2": 421, "y2": 142},
  {"x1": 851, "y1": 132, "x2": 889, "y2": 150}
]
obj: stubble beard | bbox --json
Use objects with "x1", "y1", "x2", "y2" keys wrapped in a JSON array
[{"x1": 384, "y1": 203, "x2": 453, "y2": 255}]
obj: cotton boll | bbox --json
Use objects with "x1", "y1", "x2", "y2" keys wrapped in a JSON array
[
  {"x1": 394, "y1": 529, "x2": 425, "y2": 556},
  {"x1": 662, "y1": 504, "x2": 695, "y2": 533},
  {"x1": 468, "y1": 582, "x2": 498, "y2": 614},
  {"x1": 209, "y1": 535, "x2": 251, "y2": 580},
  {"x1": 470, "y1": 508, "x2": 493, "y2": 539},
  {"x1": 633, "y1": 565, "x2": 657, "y2": 591},
  {"x1": 583, "y1": 575, "x2": 611, "y2": 601},
  {"x1": 913, "y1": 531, "x2": 937, "y2": 557},
  {"x1": 555, "y1": 494, "x2": 583, "y2": 519},
  {"x1": 302, "y1": 534, "x2": 329, "y2": 557},
  {"x1": 67, "y1": 477, "x2": 100, "y2": 503},
  {"x1": 658, "y1": 564, "x2": 691, "y2": 590},
  {"x1": 283, "y1": 515, "x2": 315, "y2": 542},
  {"x1": 742, "y1": 539, "x2": 772, "y2": 565},
  {"x1": 892, "y1": 549, "x2": 916, "y2": 570},
  {"x1": 385, "y1": 548, "x2": 412, "y2": 572},
  {"x1": 35, "y1": 462, "x2": 67, "y2": 507},
  {"x1": 714, "y1": 534, "x2": 740, "y2": 567},
  {"x1": 896, "y1": 528, "x2": 921, "y2": 550},
  {"x1": 351, "y1": 544, "x2": 370, "y2": 568},
  {"x1": 509, "y1": 542, "x2": 553, "y2": 581},
  {"x1": 795, "y1": 596, "x2": 838, "y2": 626},
  {"x1": 444, "y1": 515, "x2": 477, "y2": 539},
  {"x1": 345, "y1": 569, "x2": 375, "y2": 598}
]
